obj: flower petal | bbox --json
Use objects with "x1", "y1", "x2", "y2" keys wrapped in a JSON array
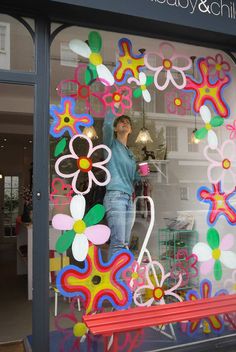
[
  {"x1": 221, "y1": 250, "x2": 236, "y2": 269},
  {"x1": 208, "y1": 130, "x2": 218, "y2": 150},
  {"x1": 85, "y1": 224, "x2": 111, "y2": 245},
  {"x1": 200, "y1": 105, "x2": 211, "y2": 123},
  {"x1": 83, "y1": 204, "x2": 105, "y2": 227},
  {"x1": 88, "y1": 31, "x2": 102, "y2": 53},
  {"x1": 70, "y1": 194, "x2": 86, "y2": 220},
  {"x1": 133, "y1": 285, "x2": 154, "y2": 307},
  {"x1": 200, "y1": 259, "x2": 215, "y2": 275},
  {"x1": 214, "y1": 260, "x2": 222, "y2": 281},
  {"x1": 72, "y1": 234, "x2": 89, "y2": 261},
  {"x1": 220, "y1": 234, "x2": 234, "y2": 251},
  {"x1": 142, "y1": 89, "x2": 151, "y2": 103},
  {"x1": 192, "y1": 242, "x2": 212, "y2": 261},
  {"x1": 52, "y1": 214, "x2": 74, "y2": 230},
  {"x1": 211, "y1": 116, "x2": 224, "y2": 128},
  {"x1": 139, "y1": 72, "x2": 147, "y2": 85},
  {"x1": 195, "y1": 127, "x2": 208, "y2": 140},
  {"x1": 69, "y1": 39, "x2": 91, "y2": 58},
  {"x1": 96, "y1": 64, "x2": 114, "y2": 86},
  {"x1": 56, "y1": 230, "x2": 75, "y2": 253},
  {"x1": 207, "y1": 228, "x2": 220, "y2": 249}
]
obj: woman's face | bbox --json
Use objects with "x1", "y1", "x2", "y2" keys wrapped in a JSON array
[{"x1": 114, "y1": 118, "x2": 132, "y2": 135}]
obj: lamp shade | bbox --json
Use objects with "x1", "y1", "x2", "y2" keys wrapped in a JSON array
[
  {"x1": 83, "y1": 126, "x2": 98, "y2": 140},
  {"x1": 135, "y1": 127, "x2": 153, "y2": 144},
  {"x1": 191, "y1": 128, "x2": 200, "y2": 144}
]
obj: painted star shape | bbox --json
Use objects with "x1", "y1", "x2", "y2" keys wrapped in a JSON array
[
  {"x1": 197, "y1": 182, "x2": 236, "y2": 226},
  {"x1": 113, "y1": 38, "x2": 145, "y2": 84},
  {"x1": 184, "y1": 58, "x2": 231, "y2": 118},
  {"x1": 56, "y1": 245, "x2": 133, "y2": 313},
  {"x1": 50, "y1": 97, "x2": 93, "y2": 138}
]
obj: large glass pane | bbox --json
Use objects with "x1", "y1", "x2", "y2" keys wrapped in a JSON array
[
  {"x1": 0, "y1": 14, "x2": 34, "y2": 72},
  {"x1": 49, "y1": 24, "x2": 236, "y2": 351},
  {"x1": 0, "y1": 83, "x2": 33, "y2": 342}
]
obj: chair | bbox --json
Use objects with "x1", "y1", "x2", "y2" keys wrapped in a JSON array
[{"x1": 49, "y1": 255, "x2": 81, "y2": 316}]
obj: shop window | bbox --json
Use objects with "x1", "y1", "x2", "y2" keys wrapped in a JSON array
[
  {"x1": 166, "y1": 126, "x2": 178, "y2": 152},
  {"x1": 0, "y1": 22, "x2": 10, "y2": 69},
  {"x1": 0, "y1": 14, "x2": 35, "y2": 72}
]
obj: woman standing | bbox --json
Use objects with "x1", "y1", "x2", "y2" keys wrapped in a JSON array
[{"x1": 103, "y1": 105, "x2": 140, "y2": 259}]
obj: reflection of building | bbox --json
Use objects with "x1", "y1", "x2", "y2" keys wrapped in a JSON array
[{"x1": 1, "y1": 1, "x2": 236, "y2": 351}]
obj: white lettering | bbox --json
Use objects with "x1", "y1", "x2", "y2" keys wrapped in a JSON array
[
  {"x1": 178, "y1": 0, "x2": 189, "y2": 9},
  {"x1": 167, "y1": 0, "x2": 178, "y2": 6},
  {"x1": 210, "y1": 1, "x2": 220, "y2": 15},
  {"x1": 221, "y1": 0, "x2": 230, "y2": 17},
  {"x1": 189, "y1": 0, "x2": 198, "y2": 14}
]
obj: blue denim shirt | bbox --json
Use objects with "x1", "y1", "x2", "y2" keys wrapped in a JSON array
[{"x1": 103, "y1": 110, "x2": 140, "y2": 195}]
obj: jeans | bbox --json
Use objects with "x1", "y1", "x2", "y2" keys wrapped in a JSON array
[{"x1": 103, "y1": 190, "x2": 134, "y2": 259}]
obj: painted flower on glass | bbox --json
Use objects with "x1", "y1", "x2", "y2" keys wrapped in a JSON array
[
  {"x1": 102, "y1": 84, "x2": 132, "y2": 116},
  {"x1": 55, "y1": 297, "x2": 90, "y2": 352},
  {"x1": 113, "y1": 37, "x2": 145, "y2": 85},
  {"x1": 56, "y1": 245, "x2": 133, "y2": 313},
  {"x1": 128, "y1": 72, "x2": 153, "y2": 103},
  {"x1": 144, "y1": 42, "x2": 192, "y2": 91},
  {"x1": 197, "y1": 182, "x2": 236, "y2": 226},
  {"x1": 52, "y1": 194, "x2": 110, "y2": 262},
  {"x1": 133, "y1": 260, "x2": 182, "y2": 307},
  {"x1": 165, "y1": 89, "x2": 191, "y2": 115},
  {"x1": 226, "y1": 120, "x2": 236, "y2": 140},
  {"x1": 185, "y1": 279, "x2": 227, "y2": 336},
  {"x1": 50, "y1": 97, "x2": 94, "y2": 138},
  {"x1": 50, "y1": 178, "x2": 74, "y2": 213},
  {"x1": 206, "y1": 54, "x2": 231, "y2": 81},
  {"x1": 192, "y1": 228, "x2": 236, "y2": 281},
  {"x1": 56, "y1": 64, "x2": 109, "y2": 118},
  {"x1": 55, "y1": 134, "x2": 111, "y2": 195},
  {"x1": 184, "y1": 58, "x2": 230, "y2": 118},
  {"x1": 224, "y1": 270, "x2": 236, "y2": 293},
  {"x1": 204, "y1": 139, "x2": 236, "y2": 193},
  {"x1": 170, "y1": 249, "x2": 198, "y2": 287},
  {"x1": 122, "y1": 261, "x2": 147, "y2": 291},
  {"x1": 69, "y1": 31, "x2": 114, "y2": 86},
  {"x1": 195, "y1": 105, "x2": 224, "y2": 150}
]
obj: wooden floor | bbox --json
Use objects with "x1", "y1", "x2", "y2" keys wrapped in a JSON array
[{"x1": 0, "y1": 341, "x2": 25, "y2": 352}]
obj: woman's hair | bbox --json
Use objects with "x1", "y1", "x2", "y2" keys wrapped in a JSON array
[{"x1": 114, "y1": 115, "x2": 132, "y2": 128}]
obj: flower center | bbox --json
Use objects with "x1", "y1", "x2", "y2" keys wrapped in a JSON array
[
  {"x1": 215, "y1": 194, "x2": 224, "y2": 207},
  {"x1": 215, "y1": 63, "x2": 222, "y2": 71},
  {"x1": 131, "y1": 272, "x2": 139, "y2": 279},
  {"x1": 64, "y1": 116, "x2": 70, "y2": 123},
  {"x1": 89, "y1": 53, "x2": 102, "y2": 66},
  {"x1": 78, "y1": 85, "x2": 90, "y2": 99},
  {"x1": 153, "y1": 287, "x2": 164, "y2": 301},
  {"x1": 92, "y1": 275, "x2": 101, "y2": 285},
  {"x1": 205, "y1": 123, "x2": 212, "y2": 131},
  {"x1": 141, "y1": 84, "x2": 147, "y2": 91},
  {"x1": 212, "y1": 248, "x2": 221, "y2": 260},
  {"x1": 205, "y1": 87, "x2": 210, "y2": 94},
  {"x1": 73, "y1": 220, "x2": 86, "y2": 234},
  {"x1": 163, "y1": 59, "x2": 172, "y2": 70},
  {"x1": 222, "y1": 158, "x2": 231, "y2": 169},
  {"x1": 113, "y1": 93, "x2": 121, "y2": 102},
  {"x1": 73, "y1": 322, "x2": 88, "y2": 337},
  {"x1": 77, "y1": 156, "x2": 93, "y2": 172},
  {"x1": 233, "y1": 283, "x2": 236, "y2": 291},
  {"x1": 174, "y1": 98, "x2": 182, "y2": 107}
]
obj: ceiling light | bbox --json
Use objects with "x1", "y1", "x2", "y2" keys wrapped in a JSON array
[
  {"x1": 83, "y1": 126, "x2": 98, "y2": 140},
  {"x1": 135, "y1": 101, "x2": 153, "y2": 145}
]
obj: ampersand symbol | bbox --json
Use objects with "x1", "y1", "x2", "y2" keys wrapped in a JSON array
[{"x1": 198, "y1": 0, "x2": 210, "y2": 13}]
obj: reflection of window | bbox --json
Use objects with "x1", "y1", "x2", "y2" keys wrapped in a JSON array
[
  {"x1": 166, "y1": 126, "x2": 178, "y2": 152},
  {"x1": 3, "y1": 176, "x2": 19, "y2": 237},
  {"x1": 60, "y1": 42, "x2": 78, "y2": 67},
  {"x1": 187, "y1": 128, "x2": 199, "y2": 152},
  {"x1": 0, "y1": 22, "x2": 10, "y2": 69}
]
